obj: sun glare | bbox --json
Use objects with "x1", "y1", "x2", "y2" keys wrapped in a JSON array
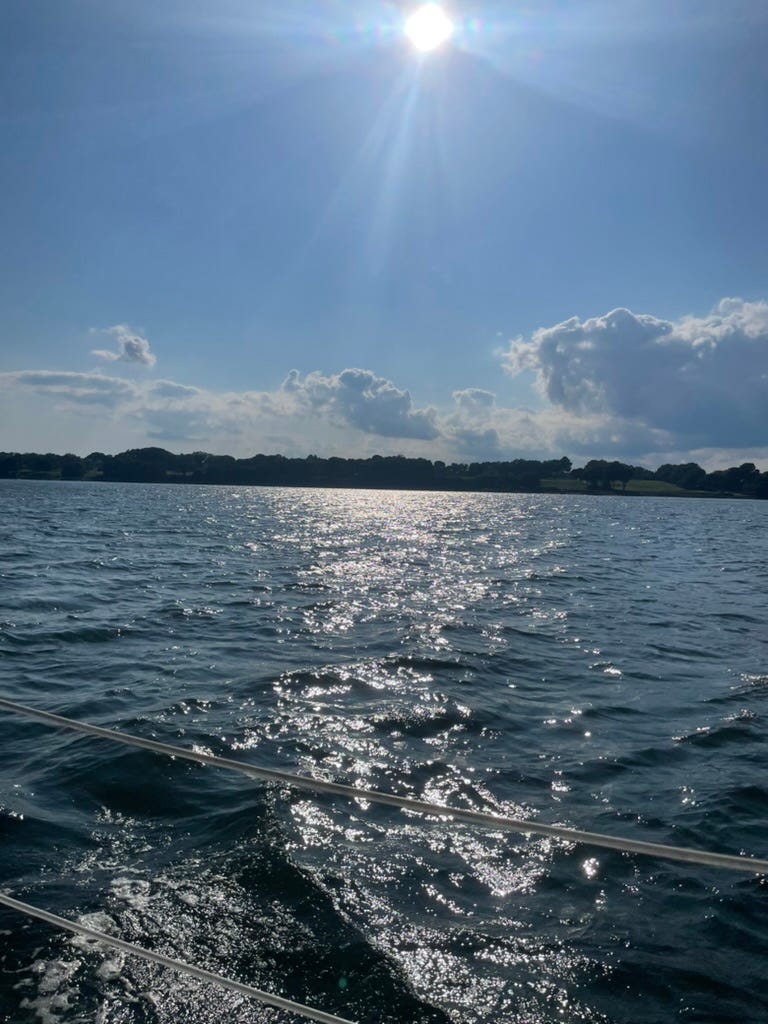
[{"x1": 404, "y1": 4, "x2": 455, "y2": 53}]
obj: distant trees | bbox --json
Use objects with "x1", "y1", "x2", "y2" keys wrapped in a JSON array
[
  {"x1": 745, "y1": 472, "x2": 768, "y2": 499},
  {"x1": 656, "y1": 462, "x2": 708, "y2": 490},
  {"x1": 61, "y1": 454, "x2": 84, "y2": 479},
  {"x1": 574, "y1": 460, "x2": 639, "y2": 491},
  {"x1": 0, "y1": 454, "x2": 21, "y2": 477},
  {"x1": 0, "y1": 449, "x2": 570, "y2": 492},
  {"x1": 655, "y1": 460, "x2": 768, "y2": 497},
  {"x1": 102, "y1": 448, "x2": 174, "y2": 483},
  {"x1": 0, "y1": 448, "x2": 766, "y2": 498},
  {"x1": 706, "y1": 463, "x2": 760, "y2": 494}
]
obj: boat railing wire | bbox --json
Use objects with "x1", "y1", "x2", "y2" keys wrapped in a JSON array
[
  {"x1": 0, "y1": 892, "x2": 356, "y2": 1024},
  {"x1": 1, "y1": 696, "x2": 766, "y2": 1024}
]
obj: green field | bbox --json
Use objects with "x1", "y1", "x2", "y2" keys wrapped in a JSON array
[{"x1": 541, "y1": 478, "x2": 721, "y2": 497}]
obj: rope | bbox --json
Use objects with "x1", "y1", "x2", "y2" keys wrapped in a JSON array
[
  {"x1": 0, "y1": 892, "x2": 357, "y2": 1024},
  {"x1": 1, "y1": 696, "x2": 766, "y2": 874}
]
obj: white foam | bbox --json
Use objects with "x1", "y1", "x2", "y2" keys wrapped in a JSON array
[
  {"x1": 17, "y1": 957, "x2": 81, "y2": 1024},
  {"x1": 96, "y1": 956, "x2": 124, "y2": 982},
  {"x1": 110, "y1": 876, "x2": 153, "y2": 912}
]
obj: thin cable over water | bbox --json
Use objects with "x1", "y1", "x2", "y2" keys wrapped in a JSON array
[
  {"x1": 0, "y1": 892, "x2": 357, "y2": 1024},
  {"x1": 1, "y1": 697, "x2": 766, "y2": 874}
]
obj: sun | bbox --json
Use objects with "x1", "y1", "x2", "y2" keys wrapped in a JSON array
[{"x1": 404, "y1": 4, "x2": 455, "y2": 53}]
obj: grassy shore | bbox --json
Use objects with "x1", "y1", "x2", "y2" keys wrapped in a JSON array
[{"x1": 540, "y1": 478, "x2": 731, "y2": 498}]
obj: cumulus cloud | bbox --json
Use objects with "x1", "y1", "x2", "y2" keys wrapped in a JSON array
[
  {"x1": 503, "y1": 298, "x2": 768, "y2": 448},
  {"x1": 6, "y1": 301, "x2": 767, "y2": 468},
  {"x1": 92, "y1": 325, "x2": 157, "y2": 367},
  {"x1": 283, "y1": 367, "x2": 440, "y2": 441},
  {"x1": 443, "y1": 388, "x2": 500, "y2": 455},
  {"x1": 3, "y1": 363, "x2": 442, "y2": 450},
  {"x1": 452, "y1": 387, "x2": 496, "y2": 415}
]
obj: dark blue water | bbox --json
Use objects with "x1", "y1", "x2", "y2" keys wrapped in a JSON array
[{"x1": 1, "y1": 480, "x2": 767, "y2": 1024}]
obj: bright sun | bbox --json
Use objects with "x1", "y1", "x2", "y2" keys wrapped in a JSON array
[{"x1": 404, "y1": 4, "x2": 455, "y2": 53}]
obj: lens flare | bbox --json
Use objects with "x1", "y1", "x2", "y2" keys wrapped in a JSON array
[{"x1": 404, "y1": 4, "x2": 455, "y2": 53}]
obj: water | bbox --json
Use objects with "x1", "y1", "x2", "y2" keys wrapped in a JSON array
[{"x1": 1, "y1": 480, "x2": 767, "y2": 1024}]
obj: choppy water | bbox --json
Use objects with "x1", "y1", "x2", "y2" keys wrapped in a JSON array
[{"x1": 1, "y1": 480, "x2": 767, "y2": 1024}]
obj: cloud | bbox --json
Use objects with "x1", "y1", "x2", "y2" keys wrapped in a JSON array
[
  {"x1": 0, "y1": 364, "x2": 693, "y2": 463},
  {"x1": 452, "y1": 387, "x2": 496, "y2": 415},
  {"x1": 149, "y1": 380, "x2": 201, "y2": 399},
  {"x1": 283, "y1": 367, "x2": 440, "y2": 441},
  {"x1": 444, "y1": 388, "x2": 500, "y2": 455},
  {"x1": 449, "y1": 426, "x2": 501, "y2": 456},
  {"x1": 4, "y1": 364, "x2": 442, "y2": 450},
  {"x1": 92, "y1": 325, "x2": 157, "y2": 367},
  {"x1": 503, "y1": 298, "x2": 768, "y2": 448},
  {"x1": 0, "y1": 371, "x2": 136, "y2": 406},
  {"x1": 139, "y1": 384, "x2": 279, "y2": 443},
  {"x1": 5, "y1": 304, "x2": 767, "y2": 469},
  {"x1": 142, "y1": 407, "x2": 213, "y2": 443}
]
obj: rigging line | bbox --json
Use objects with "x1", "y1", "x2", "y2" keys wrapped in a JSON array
[
  {"x1": 0, "y1": 696, "x2": 766, "y2": 874},
  {"x1": 0, "y1": 892, "x2": 357, "y2": 1024}
]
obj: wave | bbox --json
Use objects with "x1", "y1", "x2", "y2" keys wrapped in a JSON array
[{"x1": 3, "y1": 798, "x2": 453, "y2": 1024}]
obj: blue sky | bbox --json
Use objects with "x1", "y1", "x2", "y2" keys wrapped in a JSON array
[{"x1": 1, "y1": 0, "x2": 767, "y2": 467}]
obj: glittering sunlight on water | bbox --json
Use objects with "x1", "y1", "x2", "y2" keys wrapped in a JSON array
[{"x1": 1, "y1": 481, "x2": 767, "y2": 1023}]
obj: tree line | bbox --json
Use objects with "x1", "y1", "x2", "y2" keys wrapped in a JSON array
[
  {"x1": 572, "y1": 458, "x2": 768, "y2": 497},
  {"x1": 0, "y1": 449, "x2": 766, "y2": 498}
]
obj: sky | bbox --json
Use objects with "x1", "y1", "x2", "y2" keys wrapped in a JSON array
[{"x1": 1, "y1": 0, "x2": 767, "y2": 469}]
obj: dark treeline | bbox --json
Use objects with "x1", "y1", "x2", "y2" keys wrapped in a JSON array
[
  {"x1": 1, "y1": 449, "x2": 767, "y2": 497},
  {"x1": 0, "y1": 449, "x2": 569, "y2": 491},
  {"x1": 572, "y1": 458, "x2": 768, "y2": 497}
]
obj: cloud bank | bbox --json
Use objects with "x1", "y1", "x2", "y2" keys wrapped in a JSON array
[{"x1": 2, "y1": 298, "x2": 767, "y2": 468}]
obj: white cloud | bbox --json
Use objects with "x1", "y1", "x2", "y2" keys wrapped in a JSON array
[
  {"x1": 92, "y1": 325, "x2": 157, "y2": 367},
  {"x1": 149, "y1": 380, "x2": 201, "y2": 399},
  {"x1": 452, "y1": 388, "x2": 496, "y2": 414},
  {"x1": 1, "y1": 371, "x2": 137, "y2": 405},
  {"x1": 4, "y1": 298, "x2": 768, "y2": 470},
  {"x1": 443, "y1": 388, "x2": 500, "y2": 455},
  {"x1": 502, "y1": 298, "x2": 768, "y2": 449},
  {"x1": 283, "y1": 367, "x2": 440, "y2": 441},
  {"x1": 1, "y1": 362, "x2": 442, "y2": 456}
]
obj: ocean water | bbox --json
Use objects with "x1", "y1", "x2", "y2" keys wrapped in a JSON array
[{"x1": 1, "y1": 479, "x2": 767, "y2": 1024}]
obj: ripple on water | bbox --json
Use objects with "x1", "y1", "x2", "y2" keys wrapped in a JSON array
[{"x1": 0, "y1": 482, "x2": 767, "y2": 1023}]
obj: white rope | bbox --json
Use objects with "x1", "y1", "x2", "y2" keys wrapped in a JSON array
[
  {"x1": 0, "y1": 696, "x2": 766, "y2": 874},
  {"x1": 0, "y1": 892, "x2": 356, "y2": 1024}
]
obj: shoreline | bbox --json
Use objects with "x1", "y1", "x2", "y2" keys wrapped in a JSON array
[
  {"x1": 0, "y1": 473, "x2": 752, "y2": 500},
  {"x1": 2, "y1": 448, "x2": 765, "y2": 499}
]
